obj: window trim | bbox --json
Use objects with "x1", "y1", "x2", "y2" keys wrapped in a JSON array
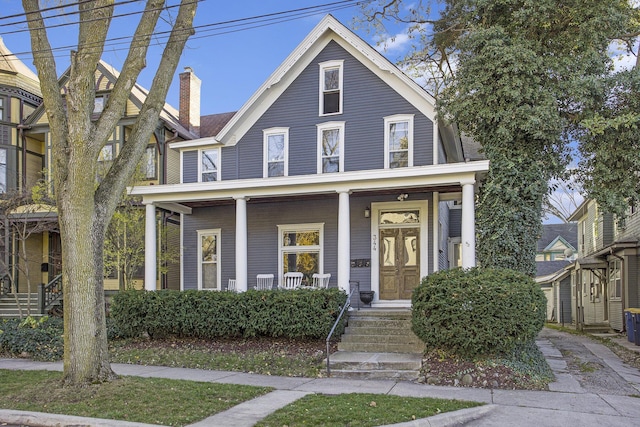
[
  {"x1": 263, "y1": 127, "x2": 289, "y2": 178},
  {"x1": 0, "y1": 147, "x2": 6, "y2": 194},
  {"x1": 609, "y1": 258, "x2": 622, "y2": 301},
  {"x1": 316, "y1": 121, "x2": 345, "y2": 174},
  {"x1": 0, "y1": 96, "x2": 5, "y2": 122},
  {"x1": 197, "y1": 228, "x2": 221, "y2": 291},
  {"x1": 142, "y1": 145, "x2": 158, "y2": 180},
  {"x1": 384, "y1": 114, "x2": 414, "y2": 169},
  {"x1": 319, "y1": 60, "x2": 344, "y2": 116},
  {"x1": 198, "y1": 147, "x2": 220, "y2": 182},
  {"x1": 277, "y1": 223, "x2": 324, "y2": 287}
]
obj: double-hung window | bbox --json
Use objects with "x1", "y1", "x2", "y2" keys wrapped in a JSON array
[
  {"x1": 199, "y1": 148, "x2": 219, "y2": 182},
  {"x1": 0, "y1": 148, "x2": 6, "y2": 193},
  {"x1": 263, "y1": 128, "x2": 288, "y2": 177},
  {"x1": 142, "y1": 145, "x2": 157, "y2": 180},
  {"x1": 0, "y1": 97, "x2": 5, "y2": 121},
  {"x1": 317, "y1": 121, "x2": 344, "y2": 173},
  {"x1": 198, "y1": 229, "x2": 221, "y2": 290},
  {"x1": 278, "y1": 223, "x2": 324, "y2": 286},
  {"x1": 319, "y1": 60, "x2": 343, "y2": 116},
  {"x1": 609, "y1": 259, "x2": 622, "y2": 300},
  {"x1": 384, "y1": 114, "x2": 414, "y2": 169}
]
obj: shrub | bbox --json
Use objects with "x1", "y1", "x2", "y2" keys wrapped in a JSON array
[
  {"x1": 412, "y1": 268, "x2": 546, "y2": 358},
  {"x1": 0, "y1": 316, "x2": 64, "y2": 361},
  {"x1": 110, "y1": 288, "x2": 348, "y2": 340}
]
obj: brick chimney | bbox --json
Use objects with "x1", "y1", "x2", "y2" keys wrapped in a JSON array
[{"x1": 179, "y1": 67, "x2": 201, "y2": 137}]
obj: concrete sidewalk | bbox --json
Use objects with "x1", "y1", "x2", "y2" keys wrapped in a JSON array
[{"x1": 1, "y1": 329, "x2": 640, "y2": 427}]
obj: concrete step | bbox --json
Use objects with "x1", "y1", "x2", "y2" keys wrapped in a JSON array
[
  {"x1": 326, "y1": 351, "x2": 421, "y2": 380},
  {"x1": 337, "y1": 342, "x2": 424, "y2": 353},
  {"x1": 328, "y1": 369, "x2": 420, "y2": 380},
  {"x1": 347, "y1": 318, "x2": 412, "y2": 329},
  {"x1": 344, "y1": 326, "x2": 415, "y2": 335},
  {"x1": 340, "y1": 334, "x2": 422, "y2": 345},
  {"x1": 349, "y1": 309, "x2": 412, "y2": 319}
]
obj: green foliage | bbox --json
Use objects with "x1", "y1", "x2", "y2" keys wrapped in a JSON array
[
  {"x1": 491, "y1": 340, "x2": 554, "y2": 387},
  {"x1": 411, "y1": 268, "x2": 546, "y2": 358},
  {"x1": 110, "y1": 289, "x2": 348, "y2": 340},
  {"x1": 0, "y1": 317, "x2": 63, "y2": 361}
]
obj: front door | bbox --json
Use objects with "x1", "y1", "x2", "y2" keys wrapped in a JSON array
[{"x1": 379, "y1": 227, "x2": 420, "y2": 300}]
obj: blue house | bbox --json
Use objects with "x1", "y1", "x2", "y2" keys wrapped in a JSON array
[{"x1": 132, "y1": 15, "x2": 488, "y2": 307}]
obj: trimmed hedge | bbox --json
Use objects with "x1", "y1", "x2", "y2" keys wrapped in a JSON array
[
  {"x1": 0, "y1": 316, "x2": 64, "y2": 361},
  {"x1": 412, "y1": 268, "x2": 546, "y2": 358},
  {"x1": 110, "y1": 288, "x2": 348, "y2": 340}
]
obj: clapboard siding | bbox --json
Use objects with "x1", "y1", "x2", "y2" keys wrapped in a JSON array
[
  {"x1": 182, "y1": 150, "x2": 198, "y2": 183},
  {"x1": 229, "y1": 41, "x2": 434, "y2": 180},
  {"x1": 438, "y1": 201, "x2": 451, "y2": 270},
  {"x1": 558, "y1": 276, "x2": 572, "y2": 324}
]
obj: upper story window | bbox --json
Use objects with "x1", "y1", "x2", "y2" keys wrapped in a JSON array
[
  {"x1": 97, "y1": 144, "x2": 113, "y2": 180},
  {"x1": 317, "y1": 121, "x2": 345, "y2": 173},
  {"x1": 319, "y1": 60, "x2": 343, "y2": 116},
  {"x1": 0, "y1": 97, "x2": 5, "y2": 121},
  {"x1": 141, "y1": 145, "x2": 157, "y2": 180},
  {"x1": 199, "y1": 148, "x2": 219, "y2": 182},
  {"x1": 384, "y1": 114, "x2": 414, "y2": 169},
  {"x1": 0, "y1": 148, "x2": 6, "y2": 193},
  {"x1": 263, "y1": 127, "x2": 289, "y2": 178},
  {"x1": 94, "y1": 96, "x2": 105, "y2": 114}
]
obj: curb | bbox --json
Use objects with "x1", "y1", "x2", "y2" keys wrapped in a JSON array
[
  {"x1": 380, "y1": 404, "x2": 497, "y2": 427},
  {"x1": 0, "y1": 409, "x2": 166, "y2": 427}
]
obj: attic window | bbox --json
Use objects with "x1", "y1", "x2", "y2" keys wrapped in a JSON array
[
  {"x1": 94, "y1": 95, "x2": 106, "y2": 114},
  {"x1": 319, "y1": 60, "x2": 343, "y2": 116}
]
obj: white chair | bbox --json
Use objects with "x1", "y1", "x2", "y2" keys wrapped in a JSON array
[
  {"x1": 227, "y1": 279, "x2": 237, "y2": 292},
  {"x1": 280, "y1": 272, "x2": 303, "y2": 290},
  {"x1": 255, "y1": 274, "x2": 274, "y2": 290},
  {"x1": 311, "y1": 273, "x2": 331, "y2": 289}
]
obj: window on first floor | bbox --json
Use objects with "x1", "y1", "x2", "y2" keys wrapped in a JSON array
[
  {"x1": 317, "y1": 121, "x2": 344, "y2": 173},
  {"x1": 384, "y1": 114, "x2": 414, "y2": 169},
  {"x1": 609, "y1": 259, "x2": 622, "y2": 300},
  {"x1": 198, "y1": 229, "x2": 221, "y2": 290},
  {"x1": 278, "y1": 223, "x2": 324, "y2": 286},
  {"x1": 264, "y1": 128, "x2": 288, "y2": 178},
  {"x1": 199, "y1": 148, "x2": 219, "y2": 182}
]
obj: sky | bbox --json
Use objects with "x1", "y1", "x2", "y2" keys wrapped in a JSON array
[{"x1": 0, "y1": 0, "x2": 411, "y2": 115}]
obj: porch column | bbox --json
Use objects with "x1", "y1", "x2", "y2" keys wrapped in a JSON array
[
  {"x1": 144, "y1": 202, "x2": 157, "y2": 291},
  {"x1": 235, "y1": 196, "x2": 248, "y2": 292},
  {"x1": 337, "y1": 190, "x2": 351, "y2": 294},
  {"x1": 461, "y1": 179, "x2": 476, "y2": 269}
]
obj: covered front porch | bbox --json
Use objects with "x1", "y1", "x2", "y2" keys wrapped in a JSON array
[{"x1": 132, "y1": 161, "x2": 489, "y2": 303}]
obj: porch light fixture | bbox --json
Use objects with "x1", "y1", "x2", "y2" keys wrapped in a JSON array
[
  {"x1": 397, "y1": 193, "x2": 409, "y2": 201},
  {"x1": 364, "y1": 207, "x2": 370, "y2": 218}
]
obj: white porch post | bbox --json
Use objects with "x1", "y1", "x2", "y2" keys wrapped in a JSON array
[
  {"x1": 337, "y1": 190, "x2": 351, "y2": 294},
  {"x1": 461, "y1": 179, "x2": 476, "y2": 268},
  {"x1": 235, "y1": 196, "x2": 248, "y2": 292},
  {"x1": 144, "y1": 202, "x2": 157, "y2": 291}
]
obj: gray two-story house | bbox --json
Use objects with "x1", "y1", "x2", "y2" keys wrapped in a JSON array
[{"x1": 132, "y1": 15, "x2": 489, "y2": 307}]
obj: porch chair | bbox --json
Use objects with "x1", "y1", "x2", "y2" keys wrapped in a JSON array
[
  {"x1": 311, "y1": 273, "x2": 331, "y2": 289},
  {"x1": 255, "y1": 274, "x2": 274, "y2": 290},
  {"x1": 280, "y1": 272, "x2": 303, "y2": 290},
  {"x1": 227, "y1": 279, "x2": 237, "y2": 292}
]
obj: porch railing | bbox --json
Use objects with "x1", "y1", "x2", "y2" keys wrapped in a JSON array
[
  {"x1": 325, "y1": 281, "x2": 358, "y2": 378},
  {"x1": 39, "y1": 274, "x2": 62, "y2": 315}
]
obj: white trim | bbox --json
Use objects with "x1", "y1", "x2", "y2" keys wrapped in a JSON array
[
  {"x1": 319, "y1": 60, "x2": 344, "y2": 116},
  {"x1": 198, "y1": 147, "x2": 220, "y2": 183},
  {"x1": 180, "y1": 150, "x2": 184, "y2": 184},
  {"x1": 277, "y1": 223, "x2": 324, "y2": 287},
  {"x1": 180, "y1": 213, "x2": 184, "y2": 291},
  {"x1": 370, "y1": 200, "x2": 429, "y2": 307},
  {"x1": 433, "y1": 192, "x2": 439, "y2": 272},
  {"x1": 170, "y1": 136, "x2": 221, "y2": 150},
  {"x1": 316, "y1": 121, "x2": 345, "y2": 173},
  {"x1": 263, "y1": 127, "x2": 289, "y2": 178},
  {"x1": 432, "y1": 117, "x2": 439, "y2": 165},
  {"x1": 132, "y1": 161, "x2": 490, "y2": 204},
  {"x1": 384, "y1": 114, "x2": 414, "y2": 169},
  {"x1": 197, "y1": 228, "x2": 222, "y2": 291}
]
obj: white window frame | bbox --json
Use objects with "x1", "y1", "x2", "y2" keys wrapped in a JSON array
[
  {"x1": 316, "y1": 121, "x2": 345, "y2": 174},
  {"x1": 197, "y1": 229, "x2": 221, "y2": 291},
  {"x1": 142, "y1": 145, "x2": 157, "y2": 180},
  {"x1": 0, "y1": 147, "x2": 6, "y2": 193},
  {"x1": 319, "y1": 60, "x2": 344, "y2": 116},
  {"x1": 277, "y1": 223, "x2": 324, "y2": 287},
  {"x1": 263, "y1": 127, "x2": 289, "y2": 178},
  {"x1": 609, "y1": 258, "x2": 622, "y2": 301},
  {"x1": 198, "y1": 147, "x2": 220, "y2": 182},
  {"x1": 384, "y1": 114, "x2": 414, "y2": 169}
]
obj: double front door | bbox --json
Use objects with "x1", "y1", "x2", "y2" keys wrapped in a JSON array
[{"x1": 379, "y1": 227, "x2": 420, "y2": 300}]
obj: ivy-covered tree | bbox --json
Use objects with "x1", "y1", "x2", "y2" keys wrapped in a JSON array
[{"x1": 361, "y1": 0, "x2": 638, "y2": 275}]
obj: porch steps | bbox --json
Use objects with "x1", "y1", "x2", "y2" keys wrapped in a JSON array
[
  {"x1": 0, "y1": 293, "x2": 40, "y2": 318},
  {"x1": 328, "y1": 309, "x2": 424, "y2": 380}
]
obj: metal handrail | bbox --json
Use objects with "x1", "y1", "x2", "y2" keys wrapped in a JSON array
[
  {"x1": 39, "y1": 274, "x2": 62, "y2": 314},
  {"x1": 325, "y1": 282, "x2": 358, "y2": 377}
]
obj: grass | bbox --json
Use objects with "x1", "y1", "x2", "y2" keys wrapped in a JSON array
[
  {"x1": 0, "y1": 369, "x2": 272, "y2": 426},
  {"x1": 255, "y1": 393, "x2": 482, "y2": 427},
  {"x1": 0, "y1": 370, "x2": 483, "y2": 427}
]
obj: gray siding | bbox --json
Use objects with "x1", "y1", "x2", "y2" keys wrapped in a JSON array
[
  {"x1": 227, "y1": 41, "x2": 434, "y2": 180},
  {"x1": 221, "y1": 146, "x2": 238, "y2": 181},
  {"x1": 182, "y1": 150, "x2": 198, "y2": 183},
  {"x1": 602, "y1": 213, "x2": 615, "y2": 247},
  {"x1": 438, "y1": 201, "x2": 451, "y2": 270},
  {"x1": 559, "y1": 276, "x2": 572, "y2": 325}
]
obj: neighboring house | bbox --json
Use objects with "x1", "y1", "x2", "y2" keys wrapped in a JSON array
[
  {"x1": 0, "y1": 36, "x2": 45, "y2": 292},
  {"x1": 535, "y1": 223, "x2": 577, "y2": 323},
  {"x1": 567, "y1": 199, "x2": 640, "y2": 332},
  {"x1": 131, "y1": 15, "x2": 489, "y2": 307},
  {"x1": 15, "y1": 60, "x2": 198, "y2": 293}
]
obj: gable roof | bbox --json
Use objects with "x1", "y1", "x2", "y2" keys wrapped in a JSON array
[
  {"x1": 212, "y1": 14, "x2": 462, "y2": 160},
  {"x1": 200, "y1": 111, "x2": 236, "y2": 138},
  {"x1": 537, "y1": 223, "x2": 578, "y2": 252},
  {"x1": 0, "y1": 36, "x2": 41, "y2": 97}
]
